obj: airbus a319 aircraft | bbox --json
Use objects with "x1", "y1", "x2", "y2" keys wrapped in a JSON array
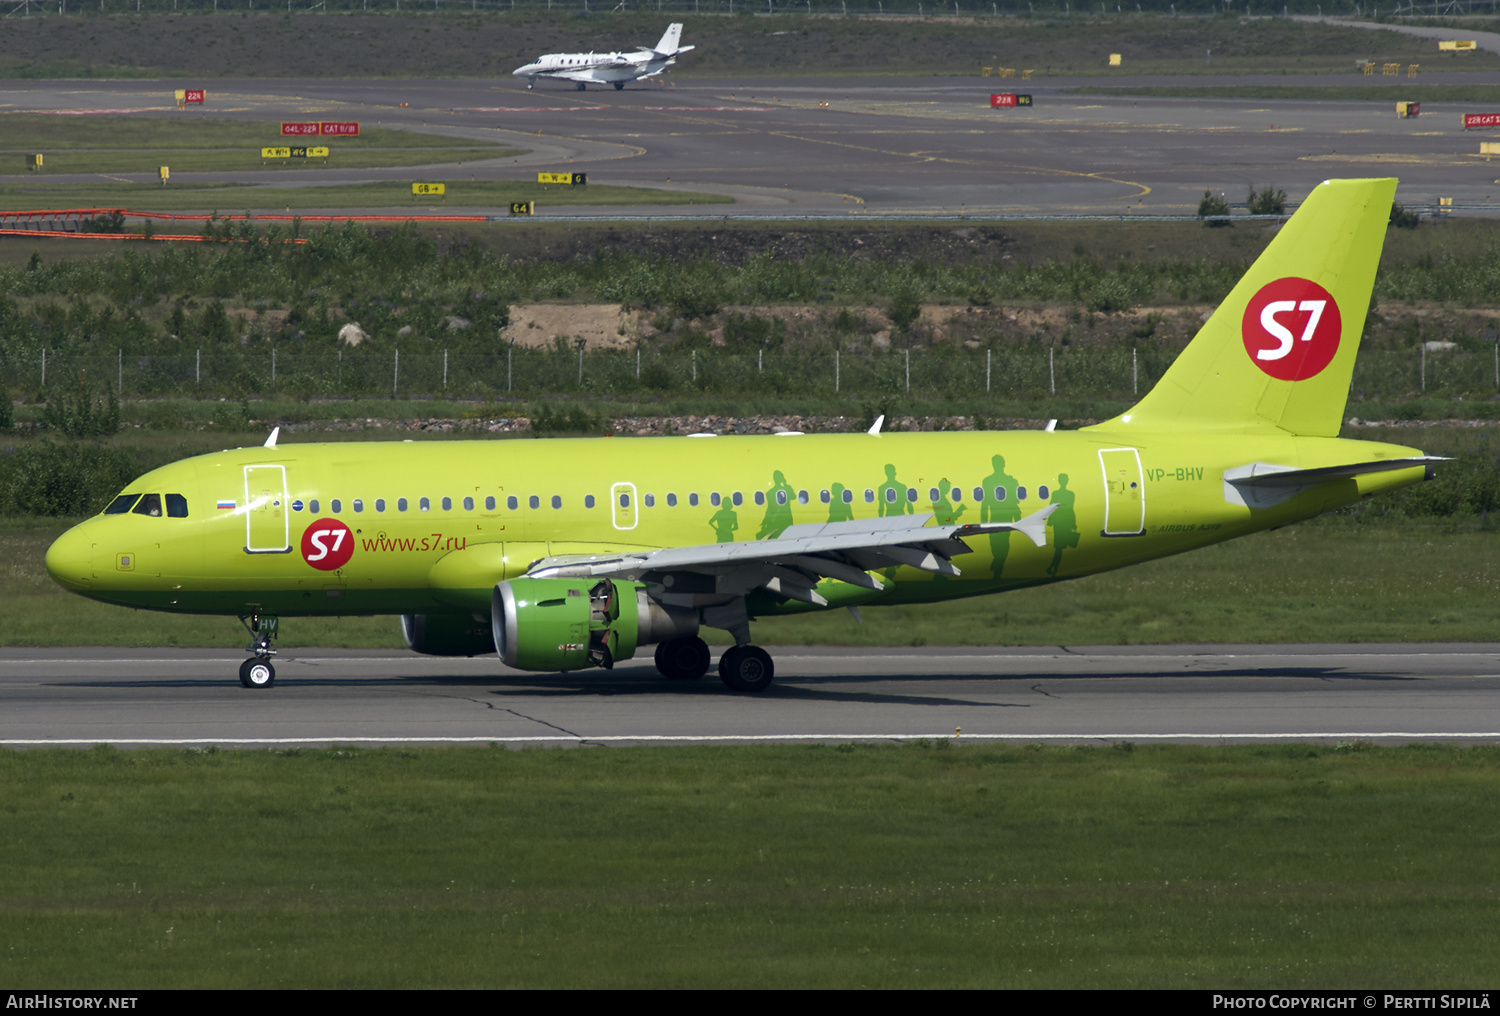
[
  {"x1": 512, "y1": 23, "x2": 694, "y2": 91},
  {"x1": 46, "y1": 178, "x2": 1442, "y2": 693}
]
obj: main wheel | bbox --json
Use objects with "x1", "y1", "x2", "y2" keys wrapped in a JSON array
[
  {"x1": 655, "y1": 636, "x2": 711, "y2": 681},
  {"x1": 239, "y1": 658, "x2": 275, "y2": 689},
  {"x1": 718, "y1": 645, "x2": 774, "y2": 693},
  {"x1": 613, "y1": 81, "x2": 624, "y2": 91}
]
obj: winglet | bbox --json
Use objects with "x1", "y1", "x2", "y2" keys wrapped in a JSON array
[
  {"x1": 867, "y1": 415, "x2": 884, "y2": 436},
  {"x1": 263, "y1": 427, "x2": 280, "y2": 449},
  {"x1": 1011, "y1": 504, "x2": 1058, "y2": 548}
]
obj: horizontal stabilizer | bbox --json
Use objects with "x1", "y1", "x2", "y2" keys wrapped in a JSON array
[{"x1": 1223, "y1": 457, "x2": 1446, "y2": 509}]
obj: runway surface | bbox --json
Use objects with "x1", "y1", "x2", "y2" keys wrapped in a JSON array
[
  {"x1": 3, "y1": 71, "x2": 1497, "y2": 215},
  {"x1": 3, "y1": 644, "x2": 1499, "y2": 748}
]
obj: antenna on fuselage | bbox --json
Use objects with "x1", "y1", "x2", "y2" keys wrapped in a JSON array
[
  {"x1": 867, "y1": 415, "x2": 884, "y2": 436},
  {"x1": 263, "y1": 427, "x2": 280, "y2": 449}
]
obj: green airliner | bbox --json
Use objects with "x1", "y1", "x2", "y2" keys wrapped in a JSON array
[{"x1": 45, "y1": 178, "x2": 1441, "y2": 693}]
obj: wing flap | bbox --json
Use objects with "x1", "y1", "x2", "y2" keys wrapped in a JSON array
[{"x1": 1223, "y1": 456, "x2": 1445, "y2": 508}]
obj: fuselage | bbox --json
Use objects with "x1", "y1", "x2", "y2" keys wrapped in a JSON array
[{"x1": 44, "y1": 426, "x2": 1427, "y2": 622}]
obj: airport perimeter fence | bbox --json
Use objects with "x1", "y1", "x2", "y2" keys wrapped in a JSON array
[
  {"x1": 4, "y1": 345, "x2": 1498, "y2": 403},
  {"x1": 0, "y1": 0, "x2": 1412, "y2": 19}
]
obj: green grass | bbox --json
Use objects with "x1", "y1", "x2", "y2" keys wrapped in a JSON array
[
  {"x1": 1, "y1": 742, "x2": 1498, "y2": 987},
  {"x1": 5, "y1": 515, "x2": 1497, "y2": 648},
  {"x1": 0, "y1": 180, "x2": 730, "y2": 213},
  {"x1": 15, "y1": 148, "x2": 516, "y2": 175},
  {"x1": 1072, "y1": 84, "x2": 1500, "y2": 101},
  {"x1": 0, "y1": 114, "x2": 494, "y2": 152}
]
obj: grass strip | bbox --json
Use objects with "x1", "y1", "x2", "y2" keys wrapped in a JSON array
[
  {"x1": 3, "y1": 517, "x2": 1496, "y2": 647},
  {"x1": 0, "y1": 114, "x2": 492, "y2": 152},
  {"x1": 1, "y1": 741, "x2": 1497, "y2": 987},
  {"x1": 1069, "y1": 84, "x2": 1500, "y2": 102},
  {"x1": 0, "y1": 180, "x2": 731, "y2": 212},
  {"x1": 10, "y1": 148, "x2": 519, "y2": 175}
]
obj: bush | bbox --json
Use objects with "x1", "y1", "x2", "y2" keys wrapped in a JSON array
[
  {"x1": 886, "y1": 286, "x2": 922, "y2": 331},
  {"x1": 1390, "y1": 203, "x2": 1420, "y2": 230},
  {"x1": 0, "y1": 443, "x2": 145, "y2": 517},
  {"x1": 42, "y1": 381, "x2": 120, "y2": 438},
  {"x1": 1247, "y1": 185, "x2": 1288, "y2": 216},
  {"x1": 1197, "y1": 189, "x2": 1231, "y2": 225}
]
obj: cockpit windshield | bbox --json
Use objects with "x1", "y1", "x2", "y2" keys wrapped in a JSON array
[
  {"x1": 103, "y1": 494, "x2": 140, "y2": 515},
  {"x1": 102, "y1": 493, "x2": 188, "y2": 518}
]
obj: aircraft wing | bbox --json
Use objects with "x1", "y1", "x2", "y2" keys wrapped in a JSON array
[
  {"x1": 526, "y1": 506, "x2": 1056, "y2": 607},
  {"x1": 1223, "y1": 456, "x2": 1447, "y2": 508}
]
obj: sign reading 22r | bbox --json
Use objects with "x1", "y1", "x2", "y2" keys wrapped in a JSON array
[
  {"x1": 300, "y1": 519, "x2": 354, "y2": 571},
  {"x1": 1241, "y1": 277, "x2": 1343, "y2": 381}
]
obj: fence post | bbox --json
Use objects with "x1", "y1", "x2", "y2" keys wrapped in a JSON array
[
  {"x1": 40, "y1": 347, "x2": 45, "y2": 388},
  {"x1": 1420, "y1": 344, "x2": 1425, "y2": 392},
  {"x1": 271, "y1": 347, "x2": 276, "y2": 387},
  {"x1": 1132, "y1": 346, "x2": 1138, "y2": 395},
  {"x1": 986, "y1": 348, "x2": 991, "y2": 393},
  {"x1": 507, "y1": 344, "x2": 512, "y2": 392},
  {"x1": 692, "y1": 348, "x2": 697, "y2": 384},
  {"x1": 1049, "y1": 347, "x2": 1055, "y2": 395},
  {"x1": 443, "y1": 348, "x2": 448, "y2": 390},
  {"x1": 636, "y1": 347, "x2": 641, "y2": 381},
  {"x1": 338, "y1": 348, "x2": 342, "y2": 388},
  {"x1": 196, "y1": 347, "x2": 200, "y2": 386},
  {"x1": 835, "y1": 349, "x2": 840, "y2": 393},
  {"x1": 758, "y1": 347, "x2": 763, "y2": 374},
  {"x1": 118, "y1": 348, "x2": 122, "y2": 394},
  {"x1": 905, "y1": 348, "x2": 910, "y2": 392},
  {"x1": 578, "y1": 344, "x2": 584, "y2": 387},
  {"x1": 394, "y1": 347, "x2": 399, "y2": 398}
]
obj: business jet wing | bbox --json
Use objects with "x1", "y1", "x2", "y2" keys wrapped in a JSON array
[{"x1": 526, "y1": 506, "x2": 1057, "y2": 607}]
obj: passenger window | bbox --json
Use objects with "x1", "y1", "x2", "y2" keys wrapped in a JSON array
[
  {"x1": 820, "y1": 490, "x2": 831, "y2": 504},
  {"x1": 732, "y1": 492, "x2": 743, "y2": 507},
  {"x1": 507, "y1": 496, "x2": 518, "y2": 510},
  {"x1": 842, "y1": 488, "x2": 853, "y2": 504},
  {"x1": 310, "y1": 499, "x2": 320, "y2": 513},
  {"x1": 774, "y1": 491, "x2": 785, "y2": 506},
  {"x1": 440, "y1": 497, "x2": 450, "y2": 511},
  {"x1": 973, "y1": 487, "x2": 985, "y2": 502},
  {"x1": 929, "y1": 487, "x2": 940, "y2": 502},
  {"x1": 865, "y1": 489, "x2": 875, "y2": 503},
  {"x1": 585, "y1": 494, "x2": 596, "y2": 509},
  {"x1": 756, "y1": 492, "x2": 767, "y2": 506},
  {"x1": 166, "y1": 493, "x2": 188, "y2": 518},
  {"x1": 104, "y1": 494, "x2": 140, "y2": 515},
  {"x1": 375, "y1": 499, "x2": 386, "y2": 513},
  {"x1": 397, "y1": 498, "x2": 408, "y2": 512},
  {"x1": 907, "y1": 489, "x2": 918, "y2": 503},
  {"x1": 994, "y1": 487, "x2": 1006, "y2": 502},
  {"x1": 1038, "y1": 485, "x2": 1050, "y2": 500},
  {"x1": 619, "y1": 493, "x2": 631, "y2": 508},
  {"x1": 463, "y1": 497, "x2": 473, "y2": 511},
  {"x1": 132, "y1": 493, "x2": 162, "y2": 517},
  {"x1": 952, "y1": 488, "x2": 963, "y2": 502},
  {"x1": 485, "y1": 496, "x2": 496, "y2": 511},
  {"x1": 689, "y1": 493, "x2": 699, "y2": 507},
  {"x1": 1017, "y1": 487, "x2": 1028, "y2": 501},
  {"x1": 885, "y1": 488, "x2": 896, "y2": 504},
  {"x1": 528, "y1": 495, "x2": 539, "y2": 510},
  {"x1": 644, "y1": 494, "x2": 655, "y2": 508},
  {"x1": 797, "y1": 490, "x2": 808, "y2": 505},
  {"x1": 420, "y1": 497, "x2": 431, "y2": 512},
  {"x1": 667, "y1": 493, "x2": 678, "y2": 507},
  {"x1": 333, "y1": 499, "x2": 344, "y2": 513},
  {"x1": 710, "y1": 492, "x2": 721, "y2": 507},
  {"x1": 551, "y1": 495, "x2": 561, "y2": 509}
]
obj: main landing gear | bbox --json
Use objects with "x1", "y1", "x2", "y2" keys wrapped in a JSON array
[
  {"x1": 652, "y1": 636, "x2": 775, "y2": 693},
  {"x1": 613, "y1": 82, "x2": 625, "y2": 91},
  {"x1": 237, "y1": 613, "x2": 278, "y2": 689}
]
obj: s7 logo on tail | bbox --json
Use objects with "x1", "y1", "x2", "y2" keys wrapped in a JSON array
[{"x1": 1242, "y1": 278, "x2": 1342, "y2": 381}]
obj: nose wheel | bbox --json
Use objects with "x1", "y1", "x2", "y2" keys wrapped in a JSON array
[{"x1": 238, "y1": 613, "x2": 279, "y2": 690}]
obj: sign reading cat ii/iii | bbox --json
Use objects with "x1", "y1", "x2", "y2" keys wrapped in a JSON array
[{"x1": 412, "y1": 183, "x2": 446, "y2": 196}]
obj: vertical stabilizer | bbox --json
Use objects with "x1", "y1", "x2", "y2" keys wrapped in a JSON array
[
  {"x1": 654, "y1": 23, "x2": 684, "y2": 55},
  {"x1": 1101, "y1": 178, "x2": 1396, "y2": 437}
]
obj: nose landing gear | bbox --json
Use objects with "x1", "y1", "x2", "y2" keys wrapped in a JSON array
[{"x1": 237, "y1": 613, "x2": 279, "y2": 689}]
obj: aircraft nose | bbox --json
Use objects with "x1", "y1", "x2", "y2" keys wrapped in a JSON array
[{"x1": 45, "y1": 525, "x2": 92, "y2": 591}]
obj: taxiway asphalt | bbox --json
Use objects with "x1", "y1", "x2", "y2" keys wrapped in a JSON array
[
  {"x1": 3, "y1": 72, "x2": 1496, "y2": 215},
  {"x1": 3, "y1": 644, "x2": 1499, "y2": 748}
]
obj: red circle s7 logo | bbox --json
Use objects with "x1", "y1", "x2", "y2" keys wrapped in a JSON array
[
  {"x1": 1241, "y1": 277, "x2": 1343, "y2": 382},
  {"x1": 300, "y1": 519, "x2": 354, "y2": 571}
]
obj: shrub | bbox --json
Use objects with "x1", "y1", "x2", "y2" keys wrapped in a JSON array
[
  {"x1": 1390, "y1": 203, "x2": 1420, "y2": 230},
  {"x1": 1197, "y1": 189, "x2": 1231, "y2": 225},
  {"x1": 1247, "y1": 185, "x2": 1288, "y2": 216}
]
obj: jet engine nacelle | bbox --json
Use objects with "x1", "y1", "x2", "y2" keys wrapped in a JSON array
[
  {"x1": 401, "y1": 612, "x2": 497, "y2": 657},
  {"x1": 492, "y1": 577, "x2": 697, "y2": 672}
]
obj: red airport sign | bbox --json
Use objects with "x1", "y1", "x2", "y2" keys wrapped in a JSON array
[
  {"x1": 990, "y1": 94, "x2": 1033, "y2": 108},
  {"x1": 320, "y1": 121, "x2": 360, "y2": 136},
  {"x1": 281, "y1": 122, "x2": 320, "y2": 136},
  {"x1": 184, "y1": 89, "x2": 205, "y2": 104},
  {"x1": 1463, "y1": 113, "x2": 1500, "y2": 129}
]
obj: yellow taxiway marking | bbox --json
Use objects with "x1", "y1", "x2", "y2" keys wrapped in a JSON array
[{"x1": 1300, "y1": 152, "x2": 1474, "y2": 165}]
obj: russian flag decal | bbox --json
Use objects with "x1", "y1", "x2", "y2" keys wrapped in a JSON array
[{"x1": 217, "y1": 499, "x2": 235, "y2": 510}]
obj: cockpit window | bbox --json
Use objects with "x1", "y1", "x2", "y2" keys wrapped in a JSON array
[
  {"x1": 104, "y1": 494, "x2": 140, "y2": 515},
  {"x1": 165, "y1": 494, "x2": 188, "y2": 518},
  {"x1": 132, "y1": 493, "x2": 163, "y2": 517}
]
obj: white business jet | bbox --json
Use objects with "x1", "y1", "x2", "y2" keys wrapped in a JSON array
[{"x1": 512, "y1": 23, "x2": 694, "y2": 91}]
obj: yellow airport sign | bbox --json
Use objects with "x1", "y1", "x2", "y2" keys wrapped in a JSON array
[
  {"x1": 1439, "y1": 40, "x2": 1476, "y2": 51},
  {"x1": 261, "y1": 147, "x2": 291, "y2": 159},
  {"x1": 412, "y1": 183, "x2": 446, "y2": 196},
  {"x1": 510, "y1": 201, "x2": 535, "y2": 215},
  {"x1": 159, "y1": 166, "x2": 169, "y2": 183},
  {"x1": 30, "y1": 154, "x2": 42, "y2": 170},
  {"x1": 537, "y1": 172, "x2": 587, "y2": 185},
  {"x1": 1108, "y1": 53, "x2": 1121, "y2": 67},
  {"x1": 289, "y1": 147, "x2": 330, "y2": 159}
]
